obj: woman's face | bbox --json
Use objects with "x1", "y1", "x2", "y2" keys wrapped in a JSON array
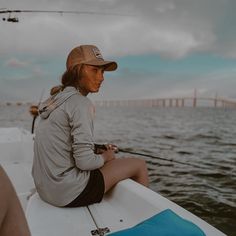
[{"x1": 78, "y1": 65, "x2": 105, "y2": 96}]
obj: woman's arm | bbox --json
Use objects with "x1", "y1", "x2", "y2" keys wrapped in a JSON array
[{"x1": 70, "y1": 102, "x2": 105, "y2": 170}]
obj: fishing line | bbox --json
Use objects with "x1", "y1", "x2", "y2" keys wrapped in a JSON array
[{"x1": 118, "y1": 148, "x2": 206, "y2": 169}]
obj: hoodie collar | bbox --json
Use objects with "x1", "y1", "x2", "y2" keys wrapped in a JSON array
[{"x1": 39, "y1": 87, "x2": 80, "y2": 119}]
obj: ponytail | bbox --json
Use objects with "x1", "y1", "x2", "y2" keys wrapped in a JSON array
[
  {"x1": 50, "y1": 85, "x2": 63, "y2": 95},
  {"x1": 49, "y1": 64, "x2": 83, "y2": 96}
]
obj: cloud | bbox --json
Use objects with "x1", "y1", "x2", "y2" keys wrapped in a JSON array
[
  {"x1": 1, "y1": 0, "x2": 236, "y2": 101},
  {"x1": 0, "y1": 56, "x2": 50, "y2": 84},
  {"x1": 0, "y1": 0, "x2": 234, "y2": 59},
  {"x1": 4, "y1": 58, "x2": 29, "y2": 68}
]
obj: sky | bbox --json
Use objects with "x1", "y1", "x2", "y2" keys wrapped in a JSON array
[{"x1": 0, "y1": 0, "x2": 236, "y2": 102}]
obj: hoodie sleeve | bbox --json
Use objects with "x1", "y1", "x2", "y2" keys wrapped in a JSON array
[{"x1": 69, "y1": 100, "x2": 104, "y2": 170}]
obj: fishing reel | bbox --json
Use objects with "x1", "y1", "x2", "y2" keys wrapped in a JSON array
[
  {"x1": 2, "y1": 17, "x2": 19, "y2": 22},
  {"x1": 94, "y1": 144, "x2": 118, "y2": 154},
  {"x1": 2, "y1": 12, "x2": 19, "y2": 23}
]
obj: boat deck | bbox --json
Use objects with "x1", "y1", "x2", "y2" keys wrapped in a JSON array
[{"x1": 0, "y1": 127, "x2": 226, "y2": 236}]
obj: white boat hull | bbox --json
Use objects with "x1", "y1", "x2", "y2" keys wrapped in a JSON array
[{"x1": 25, "y1": 179, "x2": 226, "y2": 236}]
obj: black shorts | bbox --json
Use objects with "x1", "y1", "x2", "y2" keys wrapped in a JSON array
[{"x1": 65, "y1": 169, "x2": 105, "y2": 208}]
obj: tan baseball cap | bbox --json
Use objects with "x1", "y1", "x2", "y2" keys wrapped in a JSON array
[{"x1": 66, "y1": 45, "x2": 117, "y2": 71}]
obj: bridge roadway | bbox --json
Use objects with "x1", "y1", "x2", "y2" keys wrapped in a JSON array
[
  {"x1": 94, "y1": 97, "x2": 236, "y2": 108},
  {"x1": 1, "y1": 97, "x2": 236, "y2": 109}
]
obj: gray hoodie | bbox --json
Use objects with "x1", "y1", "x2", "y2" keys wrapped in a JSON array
[{"x1": 32, "y1": 86, "x2": 104, "y2": 206}]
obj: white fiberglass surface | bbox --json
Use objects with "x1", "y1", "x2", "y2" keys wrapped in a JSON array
[
  {"x1": 26, "y1": 193, "x2": 96, "y2": 236},
  {"x1": 0, "y1": 127, "x2": 35, "y2": 210},
  {"x1": 88, "y1": 179, "x2": 226, "y2": 236}
]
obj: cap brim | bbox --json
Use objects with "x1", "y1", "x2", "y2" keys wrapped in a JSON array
[{"x1": 83, "y1": 59, "x2": 117, "y2": 71}]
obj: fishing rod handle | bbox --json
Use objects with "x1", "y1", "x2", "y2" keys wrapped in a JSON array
[{"x1": 94, "y1": 143, "x2": 118, "y2": 154}]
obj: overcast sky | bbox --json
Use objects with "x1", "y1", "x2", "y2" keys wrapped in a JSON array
[{"x1": 1, "y1": 0, "x2": 236, "y2": 102}]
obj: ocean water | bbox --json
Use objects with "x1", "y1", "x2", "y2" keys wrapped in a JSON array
[{"x1": 0, "y1": 104, "x2": 236, "y2": 235}]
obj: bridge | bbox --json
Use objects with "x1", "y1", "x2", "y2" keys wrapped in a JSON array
[
  {"x1": 94, "y1": 96, "x2": 236, "y2": 108},
  {"x1": 1, "y1": 91, "x2": 236, "y2": 109}
]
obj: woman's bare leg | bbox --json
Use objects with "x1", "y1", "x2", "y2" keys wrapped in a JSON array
[
  {"x1": 0, "y1": 166, "x2": 31, "y2": 236},
  {"x1": 100, "y1": 157, "x2": 149, "y2": 193}
]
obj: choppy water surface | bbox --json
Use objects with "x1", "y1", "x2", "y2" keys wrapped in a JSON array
[{"x1": 1, "y1": 104, "x2": 236, "y2": 235}]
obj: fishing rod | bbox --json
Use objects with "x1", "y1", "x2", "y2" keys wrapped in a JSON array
[
  {"x1": 30, "y1": 89, "x2": 45, "y2": 134},
  {"x1": 0, "y1": 9, "x2": 133, "y2": 23},
  {"x1": 118, "y1": 149, "x2": 203, "y2": 169},
  {"x1": 94, "y1": 144, "x2": 205, "y2": 169},
  {"x1": 0, "y1": 9, "x2": 131, "y2": 16}
]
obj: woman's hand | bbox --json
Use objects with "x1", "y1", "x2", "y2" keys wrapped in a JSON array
[
  {"x1": 106, "y1": 144, "x2": 118, "y2": 152},
  {"x1": 94, "y1": 143, "x2": 118, "y2": 154},
  {"x1": 101, "y1": 144, "x2": 117, "y2": 163}
]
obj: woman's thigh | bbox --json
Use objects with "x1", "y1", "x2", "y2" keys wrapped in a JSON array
[{"x1": 100, "y1": 157, "x2": 148, "y2": 192}]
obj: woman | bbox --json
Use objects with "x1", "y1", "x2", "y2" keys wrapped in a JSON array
[{"x1": 32, "y1": 45, "x2": 149, "y2": 207}]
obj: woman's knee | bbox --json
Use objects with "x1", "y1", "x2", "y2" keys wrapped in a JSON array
[
  {"x1": 138, "y1": 158, "x2": 147, "y2": 167},
  {"x1": 100, "y1": 157, "x2": 148, "y2": 192},
  {"x1": 122, "y1": 157, "x2": 148, "y2": 180},
  {"x1": 129, "y1": 157, "x2": 147, "y2": 171}
]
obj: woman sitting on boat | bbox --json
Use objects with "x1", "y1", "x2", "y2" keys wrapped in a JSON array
[{"x1": 32, "y1": 45, "x2": 149, "y2": 207}]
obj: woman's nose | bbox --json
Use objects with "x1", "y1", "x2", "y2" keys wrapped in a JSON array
[{"x1": 98, "y1": 71, "x2": 104, "y2": 82}]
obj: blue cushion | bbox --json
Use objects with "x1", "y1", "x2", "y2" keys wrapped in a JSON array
[{"x1": 108, "y1": 209, "x2": 206, "y2": 236}]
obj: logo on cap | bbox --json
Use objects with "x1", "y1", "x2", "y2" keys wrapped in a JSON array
[{"x1": 92, "y1": 48, "x2": 103, "y2": 60}]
